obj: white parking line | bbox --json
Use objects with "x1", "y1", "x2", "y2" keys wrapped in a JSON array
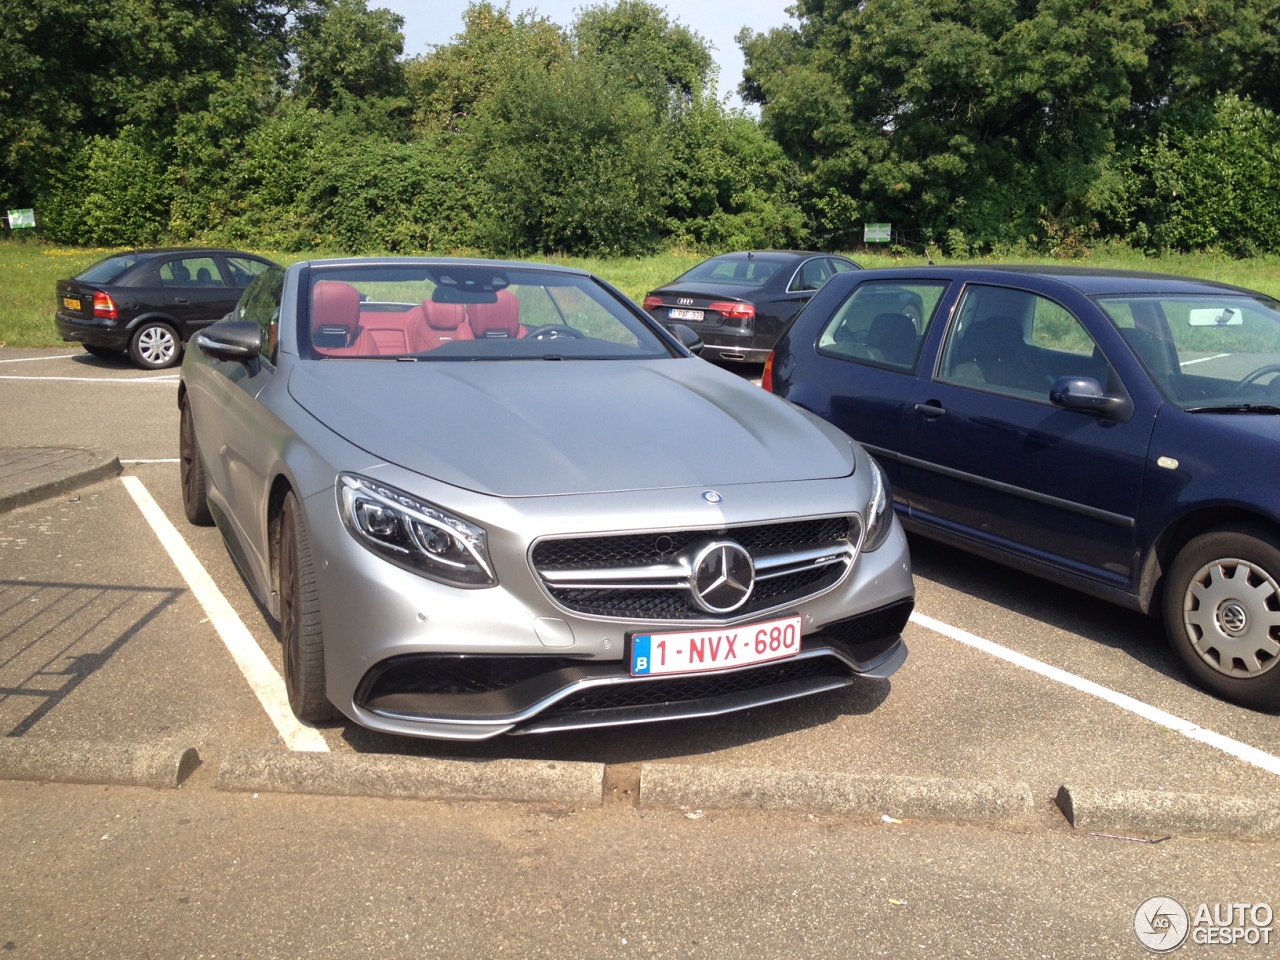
[
  {"x1": 0, "y1": 374, "x2": 178, "y2": 383},
  {"x1": 122, "y1": 459, "x2": 180, "y2": 465},
  {"x1": 1180, "y1": 353, "x2": 1231, "y2": 367},
  {"x1": 120, "y1": 475, "x2": 330, "y2": 752},
  {"x1": 910, "y1": 611, "x2": 1280, "y2": 777},
  {"x1": 0, "y1": 354, "x2": 81, "y2": 363}
]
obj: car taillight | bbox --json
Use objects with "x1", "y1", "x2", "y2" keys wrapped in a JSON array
[
  {"x1": 708, "y1": 301, "x2": 755, "y2": 322},
  {"x1": 92, "y1": 291, "x2": 118, "y2": 319},
  {"x1": 642, "y1": 295, "x2": 664, "y2": 310},
  {"x1": 761, "y1": 351, "x2": 775, "y2": 392}
]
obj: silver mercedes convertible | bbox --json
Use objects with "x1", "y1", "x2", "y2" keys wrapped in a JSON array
[{"x1": 178, "y1": 258, "x2": 913, "y2": 740}]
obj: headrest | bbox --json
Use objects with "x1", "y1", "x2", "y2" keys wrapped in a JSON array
[
  {"x1": 962, "y1": 315, "x2": 1024, "y2": 360},
  {"x1": 467, "y1": 289, "x2": 521, "y2": 338},
  {"x1": 422, "y1": 299, "x2": 468, "y2": 331},
  {"x1": 312, "y1": 281, "x2": 362, "y2": 343},
  {"x1": 868, "y1": 312, "x2": 915, "y2": 346}
]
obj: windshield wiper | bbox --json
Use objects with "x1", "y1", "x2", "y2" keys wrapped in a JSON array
[{"x1": 1186, "y1": 402, "x2": 1280, "y2": 414}]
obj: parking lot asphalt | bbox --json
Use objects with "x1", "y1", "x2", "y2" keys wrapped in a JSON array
[{"x1": 2, "y1": 347, "x2": 1279, "y2": 842}]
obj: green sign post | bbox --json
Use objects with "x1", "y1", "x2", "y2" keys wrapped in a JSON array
[
  {"x1": 7, "y1": 209, "x2": 35, "y2": 229},
  {"x1": 863, "y1": 223, "x2": 891, "y2": 243}
]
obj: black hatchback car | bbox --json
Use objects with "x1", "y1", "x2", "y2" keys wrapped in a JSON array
[
  {"x1": 767, "y1": 266, "x2": 1280, "y2": 711},
  {"x1": 642, "y1": 251, "x2": 859, "y2": 363},
  {"x1": 56, "y1": 248, "x2": 279, "y2": 369}
]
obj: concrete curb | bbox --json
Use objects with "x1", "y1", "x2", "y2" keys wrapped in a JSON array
[
  {"x1": 217, "y1": 749, "x2": 606, "y2": 806},
  {"x1": 0, "y1": 740, "x2": 200, "y2": 789},
  {"x1": 640, "y1": 763, "x2": 1036, "y2": 826},
  {"x1": 0, "y1": 446, "x2": 122, "y2": 515},
  {"x1": 1056, "y1": 785, "x2": 1280, "y2": 841}
]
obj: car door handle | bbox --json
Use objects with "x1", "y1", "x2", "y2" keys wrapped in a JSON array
[
  {"x1": 914, "y1": 401, "x2": 946, "y2": 419},
  {"x1": 174, "y1": 298, "x2": 190, "y2": 304}
]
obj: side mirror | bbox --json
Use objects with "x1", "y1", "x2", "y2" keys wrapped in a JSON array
[
  {"x1": 1050, "y1": 376, "x2": 1133, "y2": 422},
  {"x1": 196, "y1": 320, "x2": 263, "y2": 370},
  {"x1": 667, "y1": 322, "x2": 704, "y2": 356}
]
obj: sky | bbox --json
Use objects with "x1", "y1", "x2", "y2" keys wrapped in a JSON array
[{"x1": 375, "y1": 0, "x2": 797, "y2": 107}]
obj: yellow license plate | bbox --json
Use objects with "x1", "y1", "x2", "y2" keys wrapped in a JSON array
[{"x1": 62, "y1": 297, "x2": 81, "y2": 311}]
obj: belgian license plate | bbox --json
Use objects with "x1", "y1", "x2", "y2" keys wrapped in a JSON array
[
  {"x1": 630, "y1": 614, "x2": 802, "y2": 677},
  {"x1": 669, "y1": 308, "x2": 704, "y2": 321},
  {"x1": 62, "y1": 297, "x2": 81, "y2": 311}
]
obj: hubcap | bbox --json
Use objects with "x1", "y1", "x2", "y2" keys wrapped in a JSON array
[
  {"x1": 1183, "y1": 557, "x2": 1280, "y2": 678},
  {"x1": 138, "y1": 327, "x2": 176, "y2": 365}
]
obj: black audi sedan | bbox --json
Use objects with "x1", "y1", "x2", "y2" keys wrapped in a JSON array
[
  {"x1": 642, "y1": 251, "x2": 860, "y2": 363},
  {"x1": 56, "y1": 247, "x2": 279, "y2": 369},
  {"x1": 766, "y1": 265, "x2": 1280, "y2": 711}
]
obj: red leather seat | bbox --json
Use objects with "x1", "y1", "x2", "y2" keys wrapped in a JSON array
[
  {"x1": 353, "y1": 312, "x2": 415, "y2": 356},
  {"x1": 311, "y1": 281, "x2": 364, "y2": 355},
  {"x1": 467, "y1": 290, "x2": 527, "y2": 339},
  {"x1": 408, "y1": 300, "x2": 475, "y2": 352}
]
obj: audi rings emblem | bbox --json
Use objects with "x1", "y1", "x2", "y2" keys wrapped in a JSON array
[
  {"x1": 677, "y1": 297, "x2": 695, "y2": 306},
  {"x1": 689, "y1": 541, "x2": 755, "y2": 614}
]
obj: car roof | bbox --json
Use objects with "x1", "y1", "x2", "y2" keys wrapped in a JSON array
[
  {"x1": 848, "y1": 265, "x2": 1270, "y2": 298},
  {"x1": 114, "y1": 247, "x2": 268, "y2": 259},
  {"x1": 704, "y1": 250, "x2": 836, "y2": 263}
]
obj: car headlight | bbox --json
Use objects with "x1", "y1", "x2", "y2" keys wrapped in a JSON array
[
  {"x1": 338, "y1": 474, "x2": 496, "y2": 587},
  {"x1": 862, "y1": 457, "x2": 894, "y2": 552}
]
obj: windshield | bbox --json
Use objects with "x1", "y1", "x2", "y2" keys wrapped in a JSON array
[
  {"x1": 305, "y1": 263, "x2": 672, "y2": 361},
  {"x1": 674, "y1": 256, "x2": 785, "y2": 287},
  {"x1": 76, "y1": 254, "x2": 140, "y2": 284},
  {"x1": 1096, "y1": 293, "x2": 1280, "y2": 411}
]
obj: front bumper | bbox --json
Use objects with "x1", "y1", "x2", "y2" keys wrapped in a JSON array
[{"x1": 351, "y1": 603, "x2": 910, "y2": 739}]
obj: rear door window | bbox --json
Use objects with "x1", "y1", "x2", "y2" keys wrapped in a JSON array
[{"x1": 161, "y1": 257, "x2": 224, "y2": 287}]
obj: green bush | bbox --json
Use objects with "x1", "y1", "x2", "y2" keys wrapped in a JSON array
[
  {"x1": 1135, "y1": 96, "x2": 1280, "y2": 255},
  {"x1": 38, "y1": 129, "x2": 171, "y2": 245}
]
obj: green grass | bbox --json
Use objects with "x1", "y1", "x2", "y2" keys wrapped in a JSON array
[{"x1": 5, "y1": 237, "x2": 1280, "y2": 348}]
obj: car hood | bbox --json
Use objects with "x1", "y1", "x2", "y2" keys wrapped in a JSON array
[{"x1": 288, "y1": 358, "x2": 854, "y2": 497}]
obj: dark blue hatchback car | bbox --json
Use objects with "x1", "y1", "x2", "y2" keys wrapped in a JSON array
[{"x1": 766, "y1": 266, "x2": 1280, "y2": 711}]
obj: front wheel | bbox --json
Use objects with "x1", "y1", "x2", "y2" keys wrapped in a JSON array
[
  {"x1": 178, "y1": 399, "x2": 212, "y2": 525},
  {"x1": 129, "y1": 321, "x2": 181, "y2": 369},
  {"x1": 279, "y1": 491, "x2": 335, "y2": 722},
  {"x1": 1163, "y1": 524, "x2": 1280, "y2": 711}
]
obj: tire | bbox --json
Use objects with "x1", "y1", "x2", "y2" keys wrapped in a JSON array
[
  {"x1": 83, "y1": 344, "x2": 121, "y2": 359},
  {"x1": 129, "y1": 321, "x2": 181, "y2": 369},
  {"x1": 279, "y1": 491, "x2": 336, "y2": 722},
  {"x1": 178, "y1": 399, "x2": 213, "y2": 525},
  {"x1": 1163, "y1": 524, "x2": 1280, "y2": 711}
]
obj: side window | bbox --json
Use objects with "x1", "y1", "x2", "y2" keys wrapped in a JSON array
[
  {"x1": 790, "y1": 258, "x2": 833, "y2": 293},
  {"x1": 816, "y1": 280, "x2": 948, "y2": 372},
  {"x1": 160, "y1": 257, "x2": 223, "y2": 287},
  {"x1": 238, "y1": 268, "x2": 285, "y2": 364},
  {"x1": 226, "y1": 256, "x2": 271, "y2": 287},
  {"x1": 829, "y1": 258, "x2": 859, "y2": 275},
  {"x1": 939, "y1": 285, "x2": 1106, "y2": 399}
]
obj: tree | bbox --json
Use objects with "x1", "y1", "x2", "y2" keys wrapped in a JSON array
[
  {"x1": 0, "y1": 0, "x2": 290, "y2": 209},
  {"x1": 405, "y1": 3, "x2": 568, "y2": 133},
  {"x1": 572, "y1": 1, "x2": 716, "y2": 114},
  {"x1": 739, "y1": 0, "x2": 1280, "y2": 252},
  {"x1": 291, "y1": 0, "x2": 407, "y2": 110}
]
